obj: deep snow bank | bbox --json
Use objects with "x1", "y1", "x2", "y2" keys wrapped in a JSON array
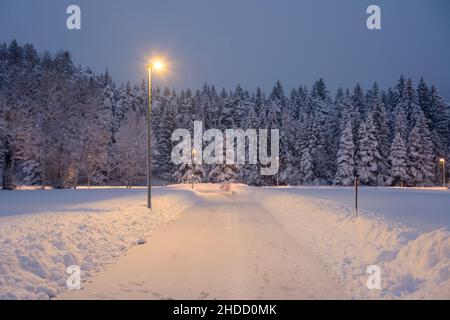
[
  {"x1": 258, "y1": 190, "x2": 450, "y2": 299},
  {"x1": 0, "y1": 189, "x2": 196, "y2": 299}
]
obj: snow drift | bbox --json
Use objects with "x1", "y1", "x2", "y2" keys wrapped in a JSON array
[
  {"x1": 258, "y1": 189, "x2": 450, "y2": 299},
  {"x1": 0, "y1": 188, "x2": 197, "y2": 299}
]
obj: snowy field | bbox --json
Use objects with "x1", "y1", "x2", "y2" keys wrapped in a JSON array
[
  {"x1": 257, "y1": 187, "x2": 450, "y2": 299},
  {"x1": 0, "y1": 185, "x2": 449, "y2": 299},
  {"x1": 269, "y1": 186, "x2": 450, "y2": 232}
]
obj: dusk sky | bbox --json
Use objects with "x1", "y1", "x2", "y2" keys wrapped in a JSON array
[{"x1": 1, "y1": 0, "x2": 449, "y2": 98}]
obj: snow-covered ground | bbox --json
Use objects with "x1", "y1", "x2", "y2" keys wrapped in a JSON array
[
  {"x1": 0, "y1": 187, "x2": 197, "y2": 299},
  {"x1": 1, "y1": 185, "x2": 449, "y2": 299},
  {"x1": 258, "y1": 187, "x2": 450, "y2": 299},
  {"x1": 269, "y1": 186, "x2": 450, "y2": 232}
]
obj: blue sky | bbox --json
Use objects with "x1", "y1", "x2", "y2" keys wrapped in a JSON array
[{"x1": 1, "y1": 0, "x2": 449, "y2": 99}]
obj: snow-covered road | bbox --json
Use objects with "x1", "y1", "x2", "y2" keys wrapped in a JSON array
[{"x1": 58, "y1": 187, "x2": 345, "y2": 299}]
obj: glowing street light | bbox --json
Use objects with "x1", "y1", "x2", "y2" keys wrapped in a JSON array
[
  {"x1": 147, "y1": 58, "x2": 166, "y2": 209},
  {"x1": 440, "y1": 158, "x2": 446, "y2": 188},
  {"x1": 153, "y1": 60, "x2": 164, "y2": 71}
]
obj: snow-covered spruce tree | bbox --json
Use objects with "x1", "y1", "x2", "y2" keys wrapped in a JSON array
[
  {"x1": 335, "y1": 89, "x2": 354, "y2": 133},
  {"x1": 114, "y1": 83, "x2": 133, "y2": 130},
  {"x1": 98, "y1": 70, "x2": 118, "y2": 184},
  {"x1": 334, "y1": 119, "x2": 355, "y2": 186},
  {"x1": 383, "y1": 87, "x2": 399, "y2": 131},
  {"x1": 310, "y1": 79, "x2": 335, "y2": 183},
  {"x1": 154, "y1": 88, "x2": 177, "y2": 181},
  {"x1": 266, "y1": 82, "x2": 283, "y2": 126},
  {"x1": 296, "y1": 105, "x2": 317, "y2": 185},
  {"x1": 356, "y1": 113, "x2": 380, "y2": 185},
  {"x1": 393, "y1": 100, "x2": 408, "y2": 142},
  {"x1": 429, "y1": 86, "x2": 450, "y2": 161},
  {"x1": 298, "y1": 146, "x2": 314, "y2": 185},
  {"x1": 387, "y1": 131, "x2": 408, "y2": 186},
  {"x1": 368, "y1": 85, "x2": 390, "y2": 185},
  {"x1": 208, "y1": 89, "x2": 238, "y2": 184},
  {"x1": 257, "y1": 82, "x2": 284, "y2": 186},
  {"x1": 101, "y1": 72, "x2": 117, "y2": 139},
  {"x1": 395, "y1": 75, "x2": 406, "y2": 105},
  {"x1": 407, "y1": 110, "x2": 435, "y2": 186},
  {"x1": 232, "y1": 85, "x2": 251, "y2": 128},
  {"x1": 173, "y1": 163, "x2": 204, "y2": 184},
  {"x1": 240, "y1": 87, "x2": 267, "y2": 186},
  {"x1": 208, "y1": 164, "x2": 238, "y2": 183},
  {"x1": 252, "y1": 87, "x2": 267, "y2": 129},
  {"x1": 279, "y1": 88, "x2": 300, "y2": 185},
  {"x1": 351, "y1": 83, "x2": 366, "y2": 139},
  {"x1": 197, "y1": 84, "x2": 216, "y2": 130},
  {"x1": 416, "y1": 78, "x2": 432, "y2": 126},
  {"x1": 396, "y1": 78, "x2": 421, "y2": 133},
  {"x1": 296, "y1": 88, "x2": 317, "y2": 186}
]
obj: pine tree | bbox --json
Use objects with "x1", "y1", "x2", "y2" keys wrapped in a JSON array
[
  {"x1": 309, "y1": 79, "x2": 334, "y2": 182},
  {"x1": 407, "y1": 110, "x2": 435, "y2": 186},
  {"x1": 334, "y1": 119, "x2": 355, "y2": 186},
  {"x1": 352, "y1": 83, "x2": 366, "y2": 131},
  {"x1": 299, "y1": 146, "x2": 314, "y2": 185},
  {"x1": 154, "y1": 88, "x2": 177, "y2": 180},
  {"x1": 387, "y1": 131, "x2": 408, "y2": 186},
  {"x1": 208, "y1": 89, "x2": 237, "y2": 183},
  {"x1": 429, "y1": 86, "x2": 450, "y2": 159},
  {"x1": 397, "y1": 78, "x2": 420, "y2": 132},
  {"x1": 356, "y1": 113, "x2": 380, "y2": 185},
  {"x1": 173, "y1": 163, "x2": 204, "y2": 184},
  {"x1": 417, "y1": 78, "x2": 432, "y2": 125},
  {"x1": 369, "y1": 85, "x2": 390, "y2": 185}
]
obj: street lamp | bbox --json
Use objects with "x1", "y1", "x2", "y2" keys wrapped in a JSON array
[
  {"x1": 191, "y1": 149, "x2": 196, "y2": 190},
  {"x1": 147, "y1": 59, "x2": 165, "y2": 209},
  {"x1": 440, "y1": 158, "x2": 446, "y2": 188}
]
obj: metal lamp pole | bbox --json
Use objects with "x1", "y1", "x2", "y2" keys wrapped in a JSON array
[
  {"x1": 192, "y1": 149, "x2": 196, "y2": 190},
  {"x1": 146, "y1": 59, "x2": 165, "y2": 209},
  {"x1": 147, "y1": 65, "x2": 152, "y2": 209}
]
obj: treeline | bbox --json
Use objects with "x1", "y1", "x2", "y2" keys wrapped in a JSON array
[{"x1": 0, "y1": 40, "x2": 449, "y2": 189}]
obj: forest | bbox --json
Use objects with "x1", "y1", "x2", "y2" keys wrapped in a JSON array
[{"x1": 0, "y1": 40, "x2": 449, "y2": 189}]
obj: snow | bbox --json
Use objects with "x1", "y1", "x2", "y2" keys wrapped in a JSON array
[
  {"x1": 58, "y1": 184, "x2": 347, "y2": 300},
  {"x1": 1, "y1": 184, "x2": 449, "y2": 299},
  {"x1": 0, "y1": 187, "x2": 197, "y2": 299},
  {"x1": 259, "y1": 187, "x2": 450, "y2": 299},
  {"x1": 270, "y1": 186, "x2": 450, "y2": 232}
]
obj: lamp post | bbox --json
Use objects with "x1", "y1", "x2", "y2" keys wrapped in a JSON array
[
  {"x1": 191, "y1": 149, "x2": 196, "y2": 190},
  {"x1": 147, "y1": 59, "x2": 165, "y2": 209},
  {"x1": 440, "y1": 158, "x2": 446, "y2": 188}
]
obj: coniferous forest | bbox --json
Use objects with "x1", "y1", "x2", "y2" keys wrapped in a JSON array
[{"x1": 0, "y1": 41, "x2": 449, "y2": 189}]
